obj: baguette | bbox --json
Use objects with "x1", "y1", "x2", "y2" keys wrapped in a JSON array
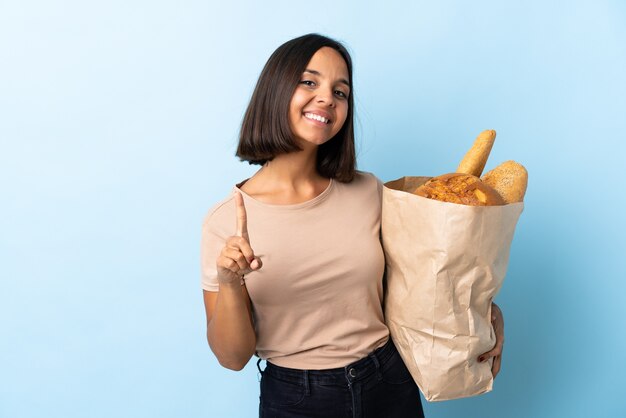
[{"x1": 456, "y1": 130, "x2": 496, "y2": 177}]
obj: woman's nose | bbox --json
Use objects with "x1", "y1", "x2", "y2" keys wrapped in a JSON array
[{"x1": 316, "y1": 88, "x2": 335, "y2": 107}]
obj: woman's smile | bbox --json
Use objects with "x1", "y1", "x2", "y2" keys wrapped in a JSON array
[{"x1": 303, "y1": 110, "x2": 332, "y2": 125}]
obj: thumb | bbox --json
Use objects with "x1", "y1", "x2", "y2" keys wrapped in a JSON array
[{"x1": 250, "y1": 257, "x2": 263, "y2": 270}]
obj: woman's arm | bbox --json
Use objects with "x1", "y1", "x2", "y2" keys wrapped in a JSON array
[
  {"x1": 203, "y1": 285, "x2": 256, "y2": 371},
  {"x1": 203, "y1": 192, "x2": 262, "y2": 371}
]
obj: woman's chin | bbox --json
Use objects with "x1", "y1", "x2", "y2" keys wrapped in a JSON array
[{"x1": 295, "y1": 137, "x2": 331, "y2": 149}]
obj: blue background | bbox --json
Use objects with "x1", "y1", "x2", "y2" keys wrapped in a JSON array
[{"x1": 1, "y1": 1, "x2": 625, "y2": 417}]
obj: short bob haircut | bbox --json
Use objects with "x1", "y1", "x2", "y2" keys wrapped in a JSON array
[{"x1": 236, "y1": 33, "x2": 356, "y2": 183}]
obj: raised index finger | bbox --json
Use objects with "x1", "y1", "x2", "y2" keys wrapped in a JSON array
[{"x1": 234, "y1": 192, "x2": 249, "y2": 239}]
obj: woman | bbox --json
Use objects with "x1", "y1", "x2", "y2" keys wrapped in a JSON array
[{"x1": 201, "y1": 33, "x2": 504, "y2": 418}]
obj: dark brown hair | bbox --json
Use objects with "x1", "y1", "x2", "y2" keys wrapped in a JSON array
[{"x1": 236, "y1": 33, "x2": 356, "y2": 182}]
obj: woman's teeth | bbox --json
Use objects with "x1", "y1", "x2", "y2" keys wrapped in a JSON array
[{"x1": 304, "y1": 113, "x2": 329, "y2": 124}]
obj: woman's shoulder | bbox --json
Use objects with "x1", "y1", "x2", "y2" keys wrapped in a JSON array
[
  {"x1": 332, "y1": 170, "x2": 383, "y2": 204},
  {"x1": 350, "y1": 170, "x2": 383, "y2": 195},
  {"x1": 201, "y1": 189, "x2": 238, "y2": 232}
]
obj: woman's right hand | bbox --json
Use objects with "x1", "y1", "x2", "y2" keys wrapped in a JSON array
[{"x1": 216, "y1": 192, "x2": 262, "y2": 284}]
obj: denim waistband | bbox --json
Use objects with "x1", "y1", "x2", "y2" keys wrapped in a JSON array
[{"x1": 257, "y1": 338, "x2": 396, "y2": 386}]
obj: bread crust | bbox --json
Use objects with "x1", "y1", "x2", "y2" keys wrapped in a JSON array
[
  {"x1": 481, "y1": 160, "x2": 528, "y2": 203},
  {"x1": 414, "y1": 173, "x2": 505, "y2": 206},
  {"x1": 456, "y1": 130, "x2": 496, "y2": 177}
]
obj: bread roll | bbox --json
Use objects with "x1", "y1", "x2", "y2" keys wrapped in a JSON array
[
  {"x1": 414, "y1": 173, "x2": 505, "y2": 206},
  {"x1": 456, "y1": 130, "x2": 496, "y2": 177},
  {"x1": 481, "y1": 160, "x2": 528, "y2": 203}
]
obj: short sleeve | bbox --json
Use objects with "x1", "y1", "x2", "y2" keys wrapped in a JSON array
[
  {"x1": 200, "y1": 218, "x2": 224, "y2": 292},
  {"x1": 200, "y1": 195, "x2": 245, "y2": 291}
]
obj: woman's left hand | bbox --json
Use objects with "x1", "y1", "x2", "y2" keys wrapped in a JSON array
[{"x1": 478, "y1": 302, "x2": 504, "y2": 379}]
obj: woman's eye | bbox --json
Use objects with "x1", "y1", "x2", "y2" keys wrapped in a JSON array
[
  {"x1": 300, "y1": 80, "x2": 315, "y2": 87},
  {"x1": 334, "y1": 90, "x2": 348, "y2": 99}
]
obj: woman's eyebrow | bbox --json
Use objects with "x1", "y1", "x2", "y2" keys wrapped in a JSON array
[{"x1": 304, "y1": 69, "x2": 350, "y2": 88}]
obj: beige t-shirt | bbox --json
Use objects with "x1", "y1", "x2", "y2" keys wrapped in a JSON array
[{"x1": 200, "y1": 170, "x2": 390, "y2": 369}]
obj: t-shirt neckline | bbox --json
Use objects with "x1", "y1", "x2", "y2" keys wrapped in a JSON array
[{"x1": 233, "y1": 177, "x2": 334, "y2": 210}]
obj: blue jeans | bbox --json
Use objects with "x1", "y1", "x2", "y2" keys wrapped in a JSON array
[{"x1": 257, "y1": 339, "x2": 425, "y2": 418}]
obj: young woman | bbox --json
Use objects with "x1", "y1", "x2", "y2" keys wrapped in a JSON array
[{"x1": 201, "y1": 33, "x2": 504, "y2": 418}]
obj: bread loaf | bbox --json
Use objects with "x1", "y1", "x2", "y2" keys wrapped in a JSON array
[
  {"x1": 456, "y1": 130, "x2": 496, "y2": 177},
  {"x1": 412, "y1": 130, "x2": 527, "y2": 205},
  {"x1": 414, "y1": 173, "x2": 505, "y2": 206},
  {"x1": 481, "y1": 161, "x2": 528, "y2": 203}
]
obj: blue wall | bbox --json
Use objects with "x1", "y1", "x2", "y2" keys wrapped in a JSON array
[{"x1": 1, "y1": 1, "x2": 625, "y2": 417}]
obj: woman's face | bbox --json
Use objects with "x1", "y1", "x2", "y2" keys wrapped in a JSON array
[{"x1": 288, "y1": 47, "x2": 350, "y2": 150}]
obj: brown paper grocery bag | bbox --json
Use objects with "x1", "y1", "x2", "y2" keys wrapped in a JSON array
[{"x1": 381, "y1": 176, "x2": 523, "y2": 402}]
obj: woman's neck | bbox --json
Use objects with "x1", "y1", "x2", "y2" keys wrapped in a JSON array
[
  {"x1": 240, "y1": 147, "x2": 330, "y2": 204},
  {"x1": 258, "y1": 148, "x2": 324, "y2": 188}
]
